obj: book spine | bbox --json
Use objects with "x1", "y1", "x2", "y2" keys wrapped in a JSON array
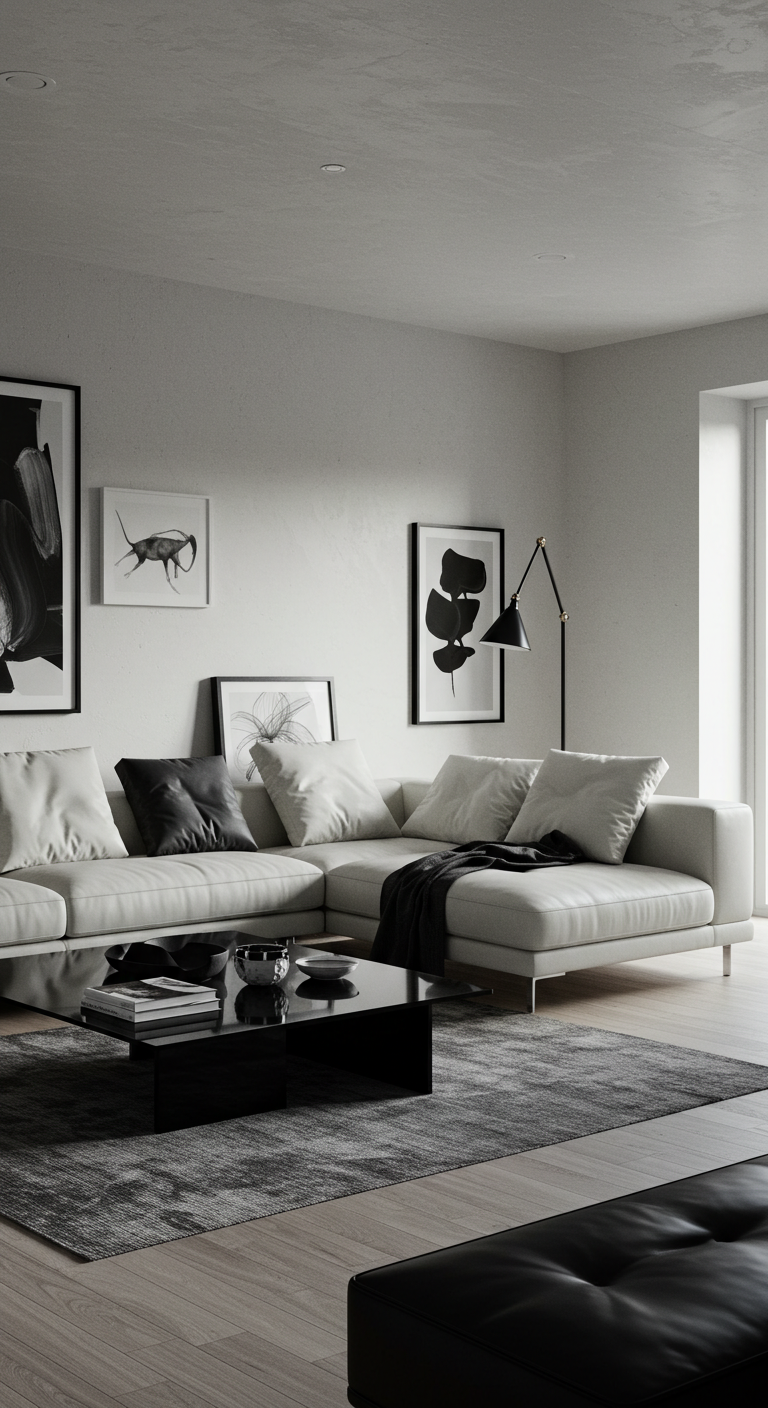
[
  {"x1": 82, "y1": 996, "x2": 219, "y2": 1021},
  {"x1": 83, "y1": 1012, "x2": 219, "y2": 1034}
]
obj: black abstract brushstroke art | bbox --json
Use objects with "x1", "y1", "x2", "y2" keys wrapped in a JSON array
[
  {"x1": 425, "y1": 547, "x2": 486, "y2": 694},
  {"x1": 233, "y1": 692, "x2": 316, "y2": 780},
  {"x1": 0, "y1": 395, "x2": 64, "y2": 694},
  {"x1": 115, "y1": 511, "x2": 197, "y2": 594}
]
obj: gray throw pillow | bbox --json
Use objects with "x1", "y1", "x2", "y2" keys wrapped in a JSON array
[
  {"x1": 250, "y1": 738, "x2": 400, "y2": 847},
  {"x1": 402, "y1": 754, "x2": 541, "y2": 843},
  {"x1": 0, "y1": 746, "x2": 128, "y2": 872},
  {"x1": 505, "y1": 748, "x2": 669, "y2": 864}
]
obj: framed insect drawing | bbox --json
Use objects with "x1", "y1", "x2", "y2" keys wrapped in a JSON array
[
  {"x1": 0, "y1": 376, "x2": 80, "y2": 713},
  {"x1": 101, "y1": 488, "x2": 211, "y2": 607}
]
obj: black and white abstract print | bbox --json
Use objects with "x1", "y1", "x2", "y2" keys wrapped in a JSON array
[
  {"x1": 426, "y1": 546, "x2": 488, "y2": 690},
  {"x1": 0, "y1": 379, "x2": 79, "y2": 712},
  {"x1": 412, "y1": 523, "x2": 504, "y2": 724}
]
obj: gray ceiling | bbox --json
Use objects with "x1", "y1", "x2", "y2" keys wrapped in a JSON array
[{"x1": 3, "y1": 1, "x2": 768, "y2": 351}]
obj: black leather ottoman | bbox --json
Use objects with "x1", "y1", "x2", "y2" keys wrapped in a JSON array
[{"x1": 347, "y1": 1156, "x2": 768, "y2": 1406}]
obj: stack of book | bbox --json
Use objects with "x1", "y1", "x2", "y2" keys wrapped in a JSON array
[{"x1": 81, "y1": 975, "x2": 220, "y2": 1035}]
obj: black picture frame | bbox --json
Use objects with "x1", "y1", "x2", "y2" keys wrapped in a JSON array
[
  {"x1": 0, "y1": 376, "x2": 80, "y2": 713},
  {"x1": 211, "y1": 676, "x2": 338, "y2": 784},
  {"x1": 411, "y1": 522, "x2": 504, "y2": 725}
]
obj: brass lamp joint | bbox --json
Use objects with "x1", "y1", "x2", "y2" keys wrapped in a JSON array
[
  {"x1": 560, "y1": 611, "x2": 569, "y2": 622},
  {"x1": 536, "y1": 536, "x2": 546, "y2": 546}
]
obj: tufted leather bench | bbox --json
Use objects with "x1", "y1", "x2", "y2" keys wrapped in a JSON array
[{"x1": 347, "y1": 1156, "x2": 768, "y2": 1406}]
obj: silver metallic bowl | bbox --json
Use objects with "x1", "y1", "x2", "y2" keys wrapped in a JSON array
[{"x1": 233, "y1": 942, "x2": 290, "y2": 987}]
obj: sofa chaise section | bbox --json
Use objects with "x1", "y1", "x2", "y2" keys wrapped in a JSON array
[{"x1": 266, "y1": 782, "x2": 754, "y2": 1007}]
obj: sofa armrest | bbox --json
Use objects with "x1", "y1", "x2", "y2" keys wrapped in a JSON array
[{"x1": 624, "y1": 796, "x2": 753, "y2": 925}]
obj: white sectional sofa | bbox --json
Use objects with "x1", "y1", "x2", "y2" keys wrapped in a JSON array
[{"x1": 0, "y1": 778, "x2": 754, "y2": 1011}]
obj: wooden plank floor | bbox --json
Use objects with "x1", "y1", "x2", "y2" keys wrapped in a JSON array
[{"x1": 2, "y1": 922, "x2": 768, "y2": 1407}]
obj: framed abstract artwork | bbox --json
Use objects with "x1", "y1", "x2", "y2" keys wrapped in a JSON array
[
  {"x1": 0, "y1": 376, "x2": 80, "y2": 713},
  {"x1": 211, "y1": 676, "x2": 338, "y2": 784},
  {"x1": 411, "y1": 522, "x2": 504, "y2": 724},
  {"x1": 102, "y1": 487, "x2": 211, "y2": 607}
]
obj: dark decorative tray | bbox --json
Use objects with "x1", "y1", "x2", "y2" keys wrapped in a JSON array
[{"x1": 105, "y1": 940, "x2": 229, "y2": 982}]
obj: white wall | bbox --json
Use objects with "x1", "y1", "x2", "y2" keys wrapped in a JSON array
[
  {"x1": 0, "y1": 251, "x2": 564, "y2": 787},
  {"x1": 564, "y1": 313, "x2": 768, "y2": 797},
  {"x1": 698, "y1": 393, "x2": 746, "y2": 802}
]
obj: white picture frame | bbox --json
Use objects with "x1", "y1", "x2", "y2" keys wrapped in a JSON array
[
  {"x1": 211, "y1": 676, "x2": 338, "y2": 785},
  {"x1": 101, "y1": 487, "x2": 211, "y2": 608}
]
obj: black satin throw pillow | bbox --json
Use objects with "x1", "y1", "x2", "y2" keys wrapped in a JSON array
[{"x1": 115, "y1": 756, "x2": 258, "y2": 857}]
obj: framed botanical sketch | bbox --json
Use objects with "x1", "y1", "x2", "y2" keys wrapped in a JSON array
[
  {"x1": 0, "y1": 376, "x2": 80, "y2": 713},
  {"x1": 102, "y1": 487, "x2": 211, "y2": 607},
  {"x1": 211, "y1": 676, "x2": 338, "y2": 784},
  {"x1": 411, "y1": 522, "x2": 504, "y2": 724}
]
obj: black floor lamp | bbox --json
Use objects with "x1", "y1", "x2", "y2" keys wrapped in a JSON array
[{"x1": 480, "y1": 536, "x2": 568, "y2": 750}]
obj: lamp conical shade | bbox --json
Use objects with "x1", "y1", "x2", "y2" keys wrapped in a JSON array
[{"x1": 480, "y1": 598, "x2": 531, "y2": 650}]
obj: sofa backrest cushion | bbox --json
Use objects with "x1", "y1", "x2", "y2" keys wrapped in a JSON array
[{"x1": 108, "y1": 792, "x2": 145, "y2": 854}]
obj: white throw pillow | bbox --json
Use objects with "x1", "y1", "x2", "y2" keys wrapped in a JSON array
[
  {"x1": 505, "y1": 748, "x2": 669, "y2": 864},
  {"x1": 402, "y1": 755, "x2": 541, "y2": 844},
  {"x1": 250, "y1": 738, "x2": 401, "y2": 847},
  {"x1": 0, "y1": 746, "x2": 128, "y2": 873}
]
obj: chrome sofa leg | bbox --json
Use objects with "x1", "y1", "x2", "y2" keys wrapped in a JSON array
[
  {"x1": 526, "y1": 973, "x2": 565, "y2": 1013},
  {"x1": 722, "y1": 944, "x2": 732, "y2": 977}
]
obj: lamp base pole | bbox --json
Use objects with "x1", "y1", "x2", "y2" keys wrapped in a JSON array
[{"x1": 560, "y1": 618, "x2": 566, "y2": 751}]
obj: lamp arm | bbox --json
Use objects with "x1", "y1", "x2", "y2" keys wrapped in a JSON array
[
  {"x1": 514, "y1": 540, "x2": 543, "y2": 596},
  {"x1": 515, "y1": 537, "x2": 569, "y2": 753},
  {"x1": 540, "y1": 544, "x2": 566, "y2": 618},
  {"x1": 514, "y1": 538, "x2": 568, "y2": 622}
]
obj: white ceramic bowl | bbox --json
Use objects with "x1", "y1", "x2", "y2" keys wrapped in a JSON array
[{"x1": 295, "y1": 956, "x2": 359, "y2": 981}]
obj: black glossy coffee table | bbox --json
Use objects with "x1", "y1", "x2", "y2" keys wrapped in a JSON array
[{"x1": 0, "y1": 934, "x2": 488, "y2": 1133}]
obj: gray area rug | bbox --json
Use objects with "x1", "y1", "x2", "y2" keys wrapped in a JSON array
[{"x1": 2, "y1": 1005, "x2": 768, "y2": 1260}]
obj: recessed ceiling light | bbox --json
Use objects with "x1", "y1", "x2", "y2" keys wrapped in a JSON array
[
  {"x1": 0, "y1": 71, "x2": 55, "y2": 92},
  {"x1": 533, "y1": 253, "x2": 573, "y2": 262},
  {"x1": 321, "y1": 163, "x2": 346, "y2": 173}
]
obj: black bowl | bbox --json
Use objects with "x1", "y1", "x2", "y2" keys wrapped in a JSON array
[
  {"x1": 295, "y1": 978, "x2": 359, "y2": 1001},
  {"x1": 105, "y1": 940, "x2": 229, "y2": 983},
  {"x1": 234, "y1": 984, "x2": 290, "y2": 1026}
]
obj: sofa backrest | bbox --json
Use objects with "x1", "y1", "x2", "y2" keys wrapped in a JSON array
[{"x1": 106, "y1": 776, "x2": 431, "y2": 853}]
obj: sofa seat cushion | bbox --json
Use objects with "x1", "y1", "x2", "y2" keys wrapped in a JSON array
[
  {"x1": 444, "y1": 863, "x2": 713, "y2": 950},
  {"x1": 266, "y1": 836, "x2": 451, "y2": 878},
  {"x1": 0, "y1": 876, "x2": 67, "y2": 943},
  {"x1": 10, "y1": 852, "x2": 325, "y2": 938},
  {"x1": 315, "y1": 847, "x2": 713, "y2": 952}
]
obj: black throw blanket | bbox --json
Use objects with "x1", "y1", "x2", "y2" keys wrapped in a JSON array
[{"x1": 370, "y1": 832, "x2": 583, "y2": 977}]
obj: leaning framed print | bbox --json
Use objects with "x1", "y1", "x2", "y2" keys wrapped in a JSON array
[
  {"x1": 411, "y1": 522, "x2": 504, "y2": 724},
  {"x1": 102, "y1": 487, "x2": 211, "y2": 607},
  {"x1": 0, "y1": 376, "x2": 80, "y2": 713},
  {"x1": 211, "y1": 676, "x2": 338, "y2": 784}
]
